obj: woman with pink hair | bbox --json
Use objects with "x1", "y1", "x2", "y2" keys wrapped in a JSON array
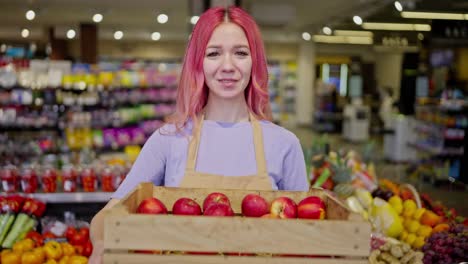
[{"x1": 89, "y1": 6, "x2": 307, "y2": 263}]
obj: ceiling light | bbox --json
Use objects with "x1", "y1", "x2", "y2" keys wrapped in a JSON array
[
  {"x1": 353, "y1": 16, "x2": 363, "y2": 25},
  {"x1": 362, "y1": 22, "x2": 431, "y2": 31},
  {"x1": 151, "y1": 32, "x2": 161, "y2": 41},
  {"x1": 313, "y1": 35, "x2": 373, "y2": 45},
  {"x1": 322, "y1": 26, "x2": 332, "y2": 35},
  {"x1": 394, "y1": 1, "x2": 403, "y2": 12},
  {"x1": 334, "y1": 30, "x2": 373, "y2": 37},
  {"x1": 21, "y1": 29, "x2": 30, "y2": 38},
  {"x1": 66, "y1": 29, "x2": 76, "y2": 39},
  {"x1": 302, "y1": 32, "x2": 311, "y2": 41},
  {"x1": 418, "y1": 33, "x2": 424, "y2": 40},
  {"x1": 190, "y1": 16, "x2": 199, "y2": 25},
  {"x1": 93, "y1": 13, "x2": 103, "y2": 23},
  {"x1": 401, "y1": 11, "x2": 465, "y2": 20},
  {"x1": 26, "y1": 10, "x2": 36, "y2": 21},
  {"x1": 114, "y1": 31, "x2": 123, "y2": 40},
  {"x1": 157, "y1": 14, "x2": 168, "y2": 24}
]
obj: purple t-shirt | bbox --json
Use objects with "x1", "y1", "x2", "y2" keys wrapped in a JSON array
[{"x1": 112, "y1": 120, "x2": 309, "y2": 198}]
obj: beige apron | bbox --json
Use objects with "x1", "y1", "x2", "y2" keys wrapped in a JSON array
[{"x1": 179, "y1": 112, "x2": 272, "y2": 190}]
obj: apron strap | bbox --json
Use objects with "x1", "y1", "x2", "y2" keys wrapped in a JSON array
[
  {"x1": 185, "y1": 111, "x2": 268, "y2": 176},
  {"x1": 250, "y1": 112, "x2": 268, "y2": 176}
]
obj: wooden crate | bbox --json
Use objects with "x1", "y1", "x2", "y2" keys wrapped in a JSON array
[{"x1": 103, "y1": 182, "x2": 371, "y2": 264}]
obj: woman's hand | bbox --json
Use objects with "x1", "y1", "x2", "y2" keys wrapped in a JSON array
[{"x1": 88, "y1": 241, "x2": 104, "y2": 264}]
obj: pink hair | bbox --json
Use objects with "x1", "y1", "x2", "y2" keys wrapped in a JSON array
[{"x1": 166, "y1": 6, "x2": 272, "y2": 131}]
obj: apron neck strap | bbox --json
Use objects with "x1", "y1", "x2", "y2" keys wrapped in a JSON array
[{"x1": 185, "y1": 111, "x2": 268, "y2": 176}]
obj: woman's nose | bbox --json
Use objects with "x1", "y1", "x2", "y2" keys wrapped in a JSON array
[{"x1": 221, "y1": 54, "x2": 235, "y2": 72}]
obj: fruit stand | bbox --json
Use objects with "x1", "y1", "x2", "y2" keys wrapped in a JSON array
[
  {"x1": 307, "y1": 147, "x2": 467, "y2": 264},
  {"x1": 103, "y1": 182, "x2": 371, "y2": 263}
]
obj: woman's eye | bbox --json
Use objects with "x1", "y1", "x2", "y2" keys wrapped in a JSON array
[
  {"x1": 206, "y1": 51, "x2": 219, "y2": 57},
  {"x1": 236, "y1": 51, "x2": 249, "y2": 56}
]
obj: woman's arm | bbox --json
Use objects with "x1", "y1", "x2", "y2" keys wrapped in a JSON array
[
  {"x1": 280, "y1": 136, "x2": 309, "y2": 191},
  {"x1": 88, "y1": 198, "x2": 120, "y2": 264}
]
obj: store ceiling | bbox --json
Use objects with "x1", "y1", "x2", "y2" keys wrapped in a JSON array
[{"x1": 0, "y1": 0, "x2": 466, "y2": 43}]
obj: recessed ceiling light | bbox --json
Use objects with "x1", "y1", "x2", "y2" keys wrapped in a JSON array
[
  {"x1": 67, "y1": 29, "x2": 76, "y2": 39},
  {"x1": 353, "y1": 16, "x2": 363, "y2": 25},
  {"x1": 157, "y1": 14, "x2": 168, "y2": 24},
  {"x1": 394, "y1": 1, "x2": 403, "y2": 12},
  {"x1": 114, "y1": 30, "x2": 123, "y2": 40},
  {"x1": 302, "y1": 32, "x2": 311, "y2": 41},
  {"x1": 323, "y1": 26, "x2": 332, "y2": 35},
  {"x1": 190, "y1": 16, "x2": 199, "y2": 25},
  {"x1": 418, "y1": 33, "x2": 424, "y2": 40},
  {"x1": 26, "y1": 10, "x2": 36, "y2": 21},
  {"x1": 21, "y1": 29, "x2": 30, "y2": 38},
  {"x1": 151, "y1": 32, "x2": 161, "y2": 41},
  {"x1": 93, "y1": 13, "x2": 103, "y2": 23}
]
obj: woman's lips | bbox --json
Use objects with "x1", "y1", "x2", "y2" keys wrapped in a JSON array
[{"x1": 218, "y1": 78, "x2": 238, "y2": 88}]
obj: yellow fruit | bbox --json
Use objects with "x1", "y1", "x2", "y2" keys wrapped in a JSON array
[
  {"x1": 406, "y1": 233, "x2": 416, "y2": 246},
  {"x1": 388, "y1": 196, "x2": 403, "y2": 214},
  {"x1": 403, "y1": 218, "x2": 413, "y2": 229},
  {"x1": 400, "y1": 230, "x2": 409, "y2": 241},
  {"x1": 417, "y1": 225, "x2": 433, "y2": 238},
  {"x1": 413, "y1": 208, "x2": 426, "y2": 221},
  {"x1": 403, "y1": 199, "x2": 417, "y2": 212},
  {"x1": 369, "y1": 198, "x2": 403, "y2": 238},
  {"x1": 408, "y1": 220, "x2": 421, "y2": 233},
  {"x1": 413, "y1": 236, "x2": 426, "y2": 249}
]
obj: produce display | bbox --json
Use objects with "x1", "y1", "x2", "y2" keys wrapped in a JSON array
[
  {"x1": 307, "y1": 147, "x2": 467, "y2": 264},
  {"x1": 0, "y1": 195, "x2": 93, "y2": 263}
]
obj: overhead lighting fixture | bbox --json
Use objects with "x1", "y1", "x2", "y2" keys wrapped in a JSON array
[
  {"x1": 21, "y1": 29, "x2": 30, "y2": 38},
  {"x1": 66, "y1": 29, "x2": 76, "y2": 39},
  {"x1": 93, "y1": 13, "x2": 103, "y2": 23},
  {"x1": 190, "y1": 16, "x2": 199, "y2": 25},
  {"x1": 114, "y1": 30, "x2": 123, "y2": 40},
  {"x1": 322, "y1": 26, "x2": 332, "y2": 35},
  {"x1": 157, "y1": 14, "x2": 168, "y2": 24},
  {"x1": 1, "y1": 44, "x2": 7, "y2": 53},
  {"x1": 25, "y1": 10, "x2": 36, "y2": 21},
  {"x1": 401, "y1": 11, "x2": 467, "y2": 20},
  {"x1": 353, "y1": 16, "x2": 363, "y2": 25},
  {"x1": 151, "y1": 32, "x2": 161, "y2": 41},
  {"x1": 302, "y1": 32, "x2": 311, "y2": 41},
  {"x1": 313, "y1": 35, "x2": 373, "y2": 45},
  {"x1": 394, "y1": 1, "x2": 403, "y2": 12},
  {"x1": 362, "y1": 22, "x2": 431, "y2": 31},
  {"x1": 418, "y1": 33, "x2": 424, "y2": 40},
  {"x1": 334, "y1": 30, "x2": 373, "y2": 37}
]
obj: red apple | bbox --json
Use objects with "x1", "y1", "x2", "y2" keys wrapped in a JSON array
[
  {"x1": 172, "y1": 198, "x2": 202, "y2": 215},
  {"x1": 136, "y1": 197, "x2": 167, "y2": 214},
  {"x1": 203, "y1": 203, "x2": 234, "y2": 217},
  {"x1": 203, "y1": 192, "x2": 231, "y2": 212},
  {"x1": 297, "y1": 196, "x2": 326, "y2": 219},
  {"x1": 261, "y1": 213, "x2": 279, "y2": 219},
  {"x1": 270, "y1": 197, "x2": 297, "y2": 218},
  {"x1": 241, "y1": 194, "x2": 269, "y2": 217}
]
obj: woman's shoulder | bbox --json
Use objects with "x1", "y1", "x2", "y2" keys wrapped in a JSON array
[
  {"x1": 148, "y1": 121, "x2": 193, "y2": 140},
  {"x1": 259, "y1": 121, "x2": 300, "y2": 145}
]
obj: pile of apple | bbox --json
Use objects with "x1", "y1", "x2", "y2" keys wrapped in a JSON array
[{"x1": 136, "y1": 192, "x2": 326, "y2": 220}]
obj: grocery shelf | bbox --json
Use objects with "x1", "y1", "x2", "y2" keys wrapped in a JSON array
[{"x1": 17, "y1": 192, "x2": 113, "y2": 203}]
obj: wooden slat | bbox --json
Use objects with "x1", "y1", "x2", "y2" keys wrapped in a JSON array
[
  {"x1": 104, "y1": 214, "x2": 371, "y2": 257},
  {"x1": 104, "y1": 253, "x2": 368, "y2": 264}
]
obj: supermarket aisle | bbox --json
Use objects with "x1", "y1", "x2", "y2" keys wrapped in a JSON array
[{"x1": 289, "y1": 126, "x2": 468, "y2": 217}]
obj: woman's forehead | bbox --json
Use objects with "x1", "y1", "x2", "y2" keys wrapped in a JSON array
[{"x1": 206, "y1": 22, "x2": 250, "y2": 48}]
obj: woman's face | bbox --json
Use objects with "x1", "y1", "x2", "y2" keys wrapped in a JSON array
[{"x1": 203, "y1": 22, "x2": 252, "y2": 100}]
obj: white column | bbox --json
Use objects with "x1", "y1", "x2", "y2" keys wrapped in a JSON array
[
  {"x1": 375, "y1": 51, "x2": 403, "y2": 99},
  {"x1": 296, "y1": 41, "x2": 316, "y2": 126}
]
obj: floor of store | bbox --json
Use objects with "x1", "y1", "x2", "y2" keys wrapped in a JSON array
[{"x1": 288, "y1": 126, "x2": 468, "y2": 217}]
